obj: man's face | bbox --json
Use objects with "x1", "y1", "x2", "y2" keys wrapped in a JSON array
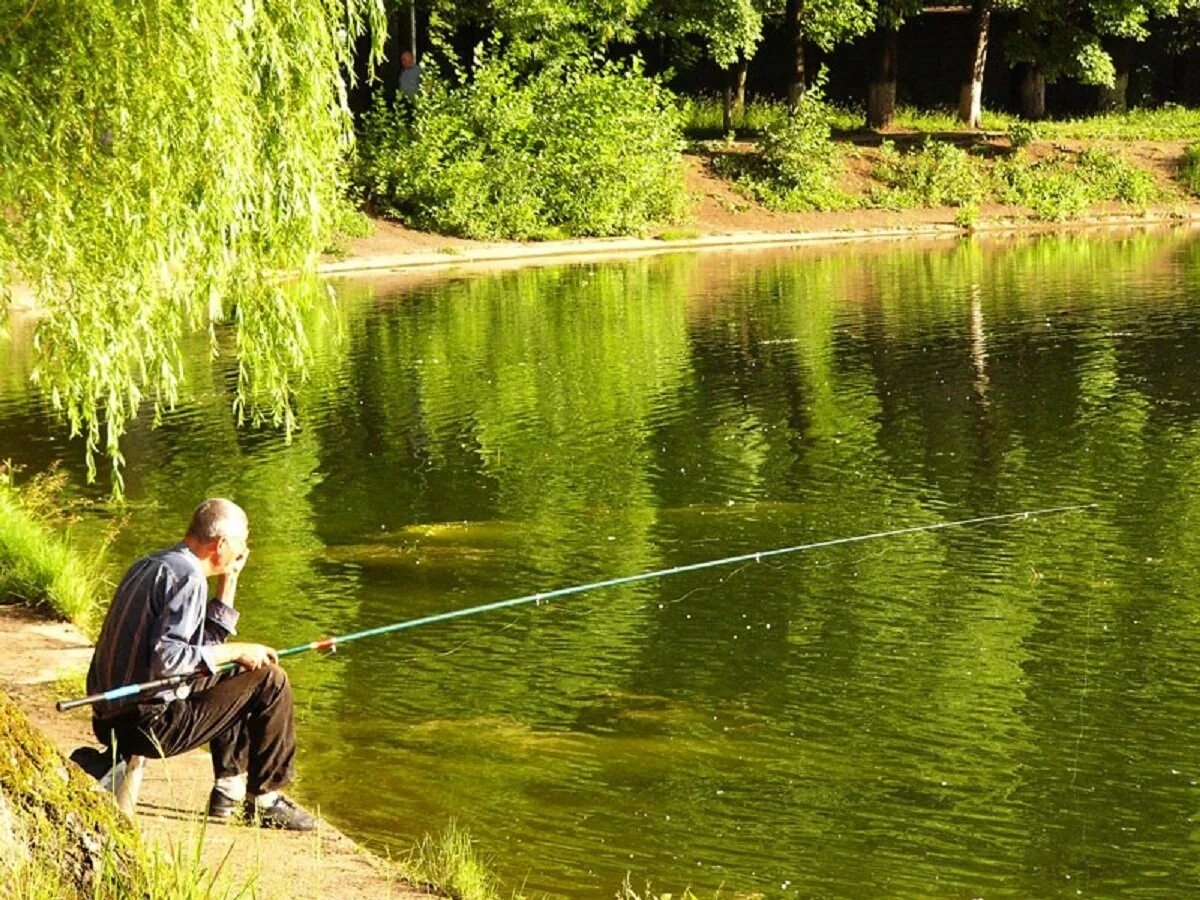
[
  {"x1": 216, "y1": 523, "x2": 250, "y2": 574},
  {"x1": 400, "y1": 52, "x2": 414, "y2": 69}
]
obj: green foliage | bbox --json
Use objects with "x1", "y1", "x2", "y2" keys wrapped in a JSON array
[
  {"x1": 1007, "y1": 120, "x2": 1041, "y2": 148},
  {"x1": 0, "y1": 0, "x2": 384, "y2": 492},
  {"x1": 870, "y1": 139, "x2": 987, "y2": 209},
  {"x1": 0, "y1": 467, "x2": 103, "y2": 628},
  {"x1": 401, "y1": 821, "x2": 512, "y2": 900},
  {"x1": 638, "y1": 0, "x2": 765, "y2": 68},
  {"x1": 1182, "y1": 142, "x2": 1200, "y2": 196},
  {"x1": 994, "y1": 146, "x2": 1165, "y2": 220},
  {"x1": 714, "y1": 75, "x2": 852, "y2": 211},
  {"x1": 682, "y1": 94, "x2": 791, "y2": 137},
  {"x1": 356, "y1": 51, "x2": 686, "y2": 240},
  {"x1": 1036, "y1": 105, "x2": 1200, "y2": 140},
  {"x1": 954, "y1": 203, "x2": 981, "y2": 229}
]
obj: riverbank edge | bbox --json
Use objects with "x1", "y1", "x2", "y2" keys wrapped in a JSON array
[
  {"x1": 0, "y1": 484, "x2": 426, "y2": 898},
  {"x1": 318, "y1": 207, "x2": 1200, "y2": 279},
  {"x1": 0, "y1": 606, "x2": 429, "y2": 899}
]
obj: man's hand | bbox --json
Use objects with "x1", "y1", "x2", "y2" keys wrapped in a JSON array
[
  {"x1": 213, "y1": 641, "x2": 278, "y2": 670},
  {"x1": 216, "y1": 549, "x2": 248, "y2": 606}
]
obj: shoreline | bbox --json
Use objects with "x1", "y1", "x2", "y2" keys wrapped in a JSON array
[{"x1": 320, "y1": 208, "x2": 1200, "y2": 279}]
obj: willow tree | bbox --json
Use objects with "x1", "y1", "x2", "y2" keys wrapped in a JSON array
[{"x1": 0, "y1": 0, "x2": 385, "y2": 489}]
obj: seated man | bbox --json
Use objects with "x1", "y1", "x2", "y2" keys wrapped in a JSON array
[{"x1": 87, "y1": 498, "x2": 315, "y2": 830}]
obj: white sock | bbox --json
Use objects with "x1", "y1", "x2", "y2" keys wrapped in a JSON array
[
  {"x1": 214, "y1": 773, "x2": 247, "y2": 801},
  {"x1": 253, "y1": 790, "x2": 279, "y2": 809}
]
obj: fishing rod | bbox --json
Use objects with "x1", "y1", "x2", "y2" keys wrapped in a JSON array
[{"x1": 57, "y1": 502, "x2": 1096, "y2": 712}]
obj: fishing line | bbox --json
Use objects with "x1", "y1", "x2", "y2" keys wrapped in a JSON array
[{"x1": 57, "y1": 502, "x2": 1097, "y2": 712}]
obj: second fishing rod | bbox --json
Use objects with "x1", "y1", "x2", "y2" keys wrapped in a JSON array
[{"x1": 57, "y1": 502, "x2": 1097, "y2": 712}]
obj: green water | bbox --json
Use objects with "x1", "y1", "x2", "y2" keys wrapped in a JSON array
[{"x1": 5, "y1": 232, "x2": 1200, "y2": 897}]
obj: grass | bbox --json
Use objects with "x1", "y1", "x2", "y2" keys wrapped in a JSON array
[
  {"x1": 400, "y1": 821, "x2": 514, "y2": 900},
  {"x1": 1183, "y1": 142, "x2": 1200, "y2": 196},
  {"x1": 655, "y1": 227, "x2": 703, "y2": 241},
  {"x1": 685, "y1": 95, "x2": 1200, "y2": 140},
  {"x1": 0, "y1": 466, "x2": 104, "y2": 629}
]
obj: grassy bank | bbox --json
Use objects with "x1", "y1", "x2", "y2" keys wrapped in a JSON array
[
  {"x1": 0, "y1": 469, "x2": 100, "y2": 629},
  {"x1": 0, "y1": 690, "x2": 252, "y2": 900},
  {"x1": 684, "y1": 96, "x2": 1200, "y2": 141}
]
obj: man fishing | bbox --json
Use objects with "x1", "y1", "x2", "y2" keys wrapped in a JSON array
[{"x1": 86, "y1": 498, "x2": 316, "y2": 830}]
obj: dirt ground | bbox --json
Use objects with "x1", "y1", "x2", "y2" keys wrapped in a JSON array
[
  {"x1": 0, "y1": 605, "x2": 425, "y2": 900},
  {"x1": 331, "y1": 140, "x2": 1200, "y2": 274}
]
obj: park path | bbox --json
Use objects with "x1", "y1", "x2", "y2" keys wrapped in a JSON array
[{"x1": 0, "y1": 605, "x2": 426, "y2": 900}]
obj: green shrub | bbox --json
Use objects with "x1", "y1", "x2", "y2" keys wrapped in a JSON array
[
  {"x1": 870, "y1": 139, "x2": 985, "y2": 209},
  {"x1": 993, "y1": 147, "x2": 1164, "y2": 220},
  {"x1": 714, "y1": 75, "x2": 852, "y2": 212},
  {"x1": 355, "y1": 51, "x2": 686, "y2": 240},
  {"x1": 1180, "y1": 142, "x2": 1200, "y2": 197},
  {"x1": 1076, "y1": 147, "x2": 1162, "y2": 206},
  {"x1": 993, "y1": 154, "x2": 1092, "y2": 220},
  {"x1": 1007, "y1": 120, "x2": 1040, "y2": 149}
]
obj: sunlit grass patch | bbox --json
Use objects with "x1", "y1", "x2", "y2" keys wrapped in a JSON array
[
  {"x1": 0, "y1": 468, "x2": 100, "y2": 628},
  {"x1": 994, "y1": 146, "x2": 1168, "y2": 220},
  {"x1": 1182, "y1": 142, "x2": 1200, "y2": 196},
  {"x1": 401, "y1": 821, "x2": 512, "y2": 900},
  {"x1": 1036, "y1": 105, "x2": 1200, "y2": 140},
  {"x1": 869, "y1": 139, "x2": 987, "y2": 209}
]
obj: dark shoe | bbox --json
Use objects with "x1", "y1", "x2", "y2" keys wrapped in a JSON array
[
  {"x1": 245, "y1": 794, "x2": 318, "y2": 831},
  {"x1": 70, "y1": 745, "x2": 114, "y2": 781},
  {"x1": 207, "y1": 788, "x2": 244, "y2": 820}
]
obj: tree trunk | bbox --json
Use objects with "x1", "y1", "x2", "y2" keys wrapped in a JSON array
[
  {"x1": 785, "y1": 0, "x2": 806, "y2": 107},
  {"x1": 1019, "y1": 63, "x2": 1045, "y2": 120},
  {"x1": 733, "y1": 55, "x2": 749, "y2": 120},
  {"x1": 1097, "y1": 37, "x2": 1133, "y2": 112},
  {"x1": 958, "y1": 0, "x2": 991, "y2": 128},
  {"x1": 867, "y1": 27, "x2": 899, "y2": 129},
  {"x1": 722, "y1": 55, "x2": 750, "y2": 132}
]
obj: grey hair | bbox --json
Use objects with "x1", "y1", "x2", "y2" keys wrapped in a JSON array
[{"x1": 186, "y1": 498, "x2": 248, "y2": 543}]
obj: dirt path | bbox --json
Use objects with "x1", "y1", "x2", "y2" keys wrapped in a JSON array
[{"x1": 0, "y1": 605, "x2": 425, "y2": 900}]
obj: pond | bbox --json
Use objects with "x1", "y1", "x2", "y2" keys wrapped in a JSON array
[{"x1": 4, "y1": 230, "x2": 1200, "y2": 897}]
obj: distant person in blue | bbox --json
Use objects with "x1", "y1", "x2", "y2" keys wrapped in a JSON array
[
  {"x1": 399, "y1": 49, "x2": 422, "y2": 98},
  {"x1": 87, "y1": 498, "x2": 316, "y2": 830}
]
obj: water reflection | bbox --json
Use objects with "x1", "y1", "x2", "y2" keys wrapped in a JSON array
[{"x1": 3, "y1": 230, "x2": 1200, "y2": 896}]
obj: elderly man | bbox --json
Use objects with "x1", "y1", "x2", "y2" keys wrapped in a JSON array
[{"x1": 87, "y1": 498, "x2": 315, "y2": 830}]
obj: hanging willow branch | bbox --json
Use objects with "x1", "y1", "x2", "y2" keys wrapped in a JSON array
[{"x1": 0, "y1": 0, "x2": 386, "y2": 493}]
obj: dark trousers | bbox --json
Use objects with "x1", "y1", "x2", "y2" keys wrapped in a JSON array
[{"x1": 93, "y1": 664, "x2": 296, "y2": 794}]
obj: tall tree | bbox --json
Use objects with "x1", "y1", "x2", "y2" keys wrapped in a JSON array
[
  {"x1": 639, "y1": 0, "x2": 766, "y2": 129},
  {"x1": 959, "y1": 0, "x2": 995, "y2": 127},
  {"x1": 1005, "y1": 0, "x2": 1180, "y2": 118},
  {"x1": 866, "y1": 0, "x2": 923, "y2": 128},
  {"x1": 782, "y1": 0, "x2": 874, "y2": 106}
]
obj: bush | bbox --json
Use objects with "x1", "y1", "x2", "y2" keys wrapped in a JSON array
[
  {"x1": 994, "y1": 146, "x2": 1164, "y2": 220},
  {"x1": 355, "y1": 51, "x2": 686, "y2": 240},
  {"x1": 714, "y1": 75, "x2": 852, "y2": 212},
  {"x1": 1180, "y1": 142, "x2": 1200, "y2": 197},
  {"x1": 870, "y1": 139, "x2": 985, "y2": 209},
  {"x1": 1007, "y1": 120, "x2": 1040, "y2": 149}
]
